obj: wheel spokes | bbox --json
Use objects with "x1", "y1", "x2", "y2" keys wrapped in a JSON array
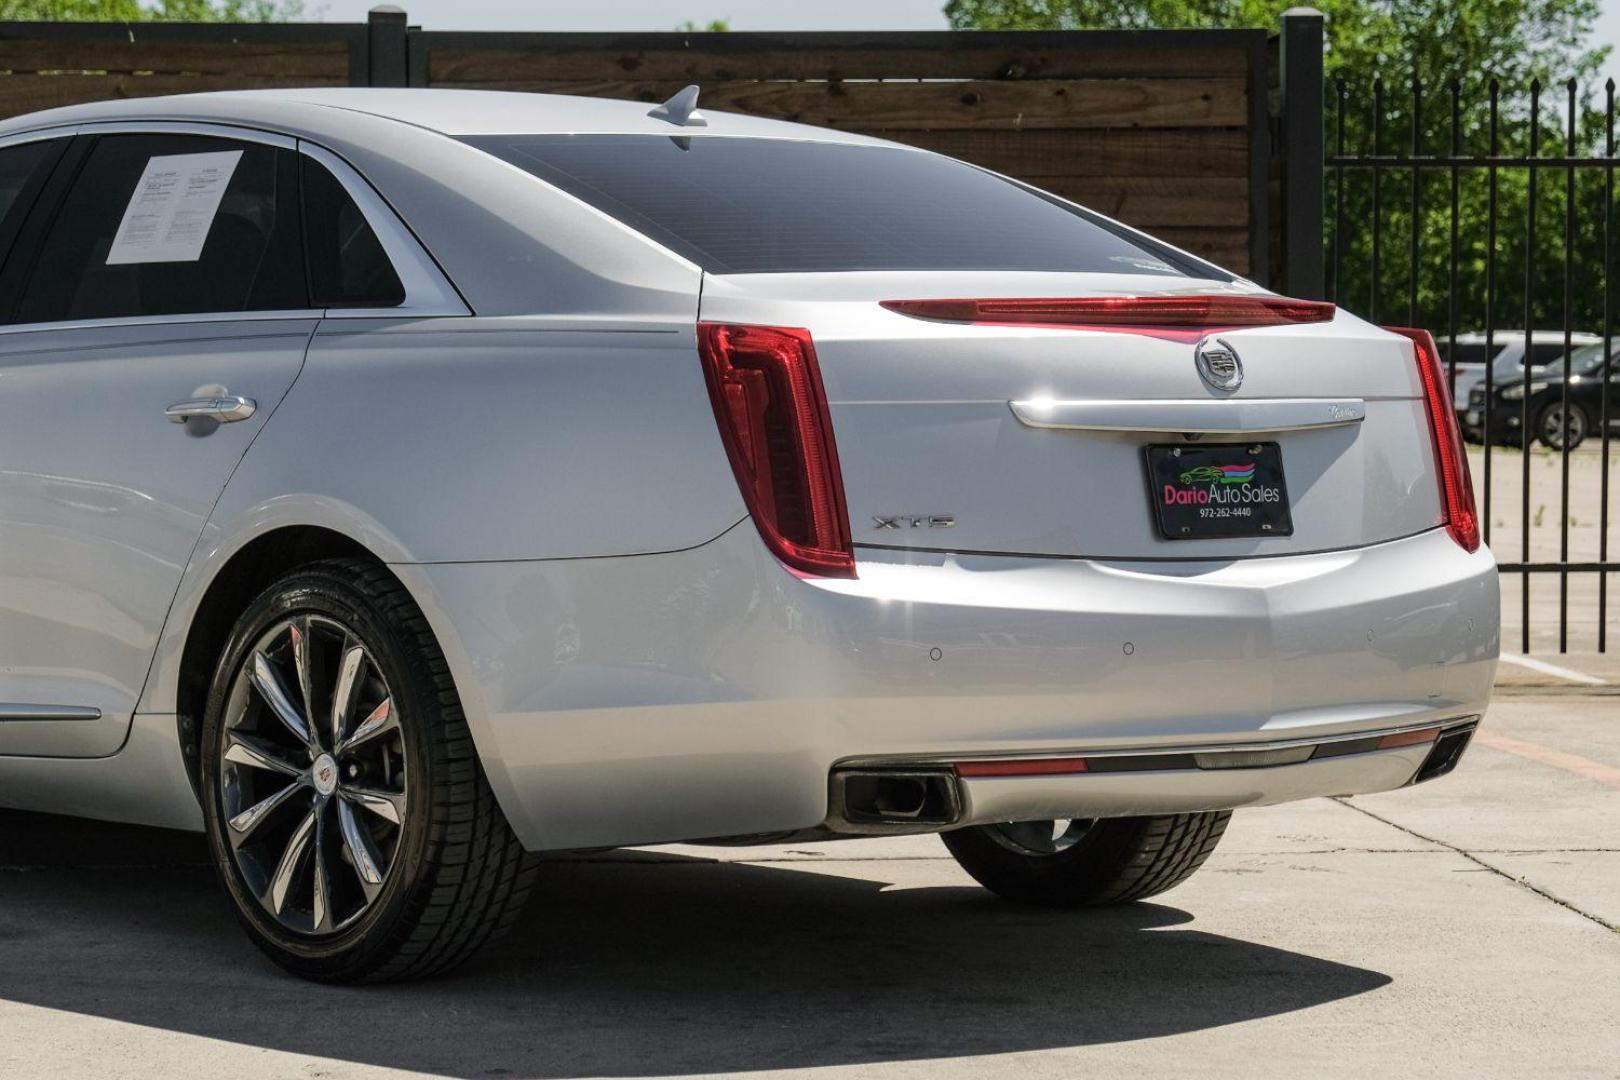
[
  {"x1": 224, "y1": 613, "x2": 404, "y2": 935},
  {"x1": 329, "y1": 643, "x2": 365, "y2": 749},
  {"x1": 341, "y1": 785, "x2": 405, "y2": 826},
  {"x1": 223, "y1": 731, "x2": 304, "y2": 778},
  {"x1": 228, "y1": 779, "x2": 308, "y2": 843},
  {"x1": 311, "y1": 798, "x2": 333, "y2": 933},
  {"x1": 289, "y1": 618, "x2": 316, "y2": 741},
  {"x1": 267, "y1": 807, "x2": 317, "y2": 915},
  {"x1": 339, "y1": 696, "x2": 396, "y2": 756},
  {"x1": 338, "y1": 798, "x2": 385, "y2": 902},
  {"x1": 252, "y1": 651, "x2": 314, "y2": 752}
]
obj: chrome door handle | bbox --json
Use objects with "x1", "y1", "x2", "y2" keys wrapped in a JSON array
[{"x1": 166, "y1": 395, "x2": 257, "y2": 424}]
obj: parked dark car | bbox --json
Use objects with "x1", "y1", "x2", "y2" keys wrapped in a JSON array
[
  {"x1": 1441, "y1": 331, "x2": 1601, "y2": 441},
  {"x1": 1467, "y1": 342, "x2": 1619, "y2": 450}
]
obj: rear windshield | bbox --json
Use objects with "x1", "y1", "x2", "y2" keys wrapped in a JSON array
[{"x1": 462, "y1": 134, "x2": 1217, "y2": 278}]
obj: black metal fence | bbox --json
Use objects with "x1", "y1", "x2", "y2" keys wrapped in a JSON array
[{"x1": 1327, "y1": 76, "x2": 1617, "y2": 654}]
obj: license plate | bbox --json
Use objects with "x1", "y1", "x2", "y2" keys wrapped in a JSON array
[{"x1": 1146, "y1": 443, "x2": 1293, "y2": 539}]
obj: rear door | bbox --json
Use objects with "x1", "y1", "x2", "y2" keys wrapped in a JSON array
[{"x1": 0, "y1": 128, "x2": 315, "y2": 757}]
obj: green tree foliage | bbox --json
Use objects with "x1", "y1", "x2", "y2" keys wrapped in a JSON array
[
  {"x1": 947, "y1": 0, "x2": 1616, "y2": 337},
  {"x1": 946, "y1": 0, "x2": 1605, "y2": 87},
  {"x1": 675, "y1": 18, "x2": 731, "y2": 31},
  {"x1": 0, "y1": 0, "x2": 302, "y2": 19}
]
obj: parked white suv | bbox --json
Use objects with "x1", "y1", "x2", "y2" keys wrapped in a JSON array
[
  {"x1": 1441, "y1": 330, "x2": 1601, "y2": 438},
  {"x1": 0, "y1": 89, "x2": 1498, "y2": 982}
]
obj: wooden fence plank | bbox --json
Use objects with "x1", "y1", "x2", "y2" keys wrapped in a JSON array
[
  {"x1": 892, "y1": 128, "x2": 1250, "y2": 180},
  {"x1": 426, "y1": 76, "x2": 1246, "y2": 131},
  {"x1": 0, "y1": 40, "x2": 348, "y2": 78},
  {"x1": 1150, "y1": 225, "x2": 1250, "y2": 271},
  {"x1": 1034, "y1": 176, "x2": 1250, "y2": 227},
  {"x1": 427, "y1": 42, "x2": 1252, "y2": 84},
  {"x1": 0, "y1": 72, "x2": 346, "y2": 118}
]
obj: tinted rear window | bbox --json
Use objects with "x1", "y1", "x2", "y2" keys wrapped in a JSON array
[
  {"x1": 16, "y1": 134, "x2": 305, "y2": 324},
  {"x1": 1528, "y1": 343, "x2": 1579, "y2": 365},
  {"x1": 301, "y1": 156, "x2": 404, "y2": 308},
  {"x1": 463, "y1": 135, "x2": 1214, "y2": 277},
  {"x1": 0, "y1": 141, "x2": 52, "y2": 225},
  {"x1": 1438, "y1": 343, "x2": 1493, "y2": 365}
]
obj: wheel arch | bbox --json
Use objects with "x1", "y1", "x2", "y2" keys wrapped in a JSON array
[{"x1": 173, "y1": 525, "x2": 381, "y2": 797}]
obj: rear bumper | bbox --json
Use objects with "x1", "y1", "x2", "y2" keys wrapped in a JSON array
[{"x1": 399, "y1": 523, "x2": 1499, "y2": 851}]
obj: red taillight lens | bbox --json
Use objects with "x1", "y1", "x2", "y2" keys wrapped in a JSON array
[
  {"x1": 1385, "y1": 326, "x2": 1481, "y2": 553},
  {"x1": 697, "y1": 323, "x2": 855, "y2": 578},
  {"x1": 881, "y1": 295, "x2": 1335, "y2": 342}
]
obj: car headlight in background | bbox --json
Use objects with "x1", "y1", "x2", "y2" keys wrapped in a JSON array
[{"x1": 1500, "y1": 382, "x2": 1547, "y2": 401}]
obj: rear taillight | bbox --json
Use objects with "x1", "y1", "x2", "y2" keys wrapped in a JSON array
[
  {"x1": 1385, "y1": 326, "x2": 1481, "y2": 553},
  {"x1": 881, "y1": 295, "x2": 1335, "y2": 342},
  {"x1": 697, "y1": 323, "x2": 855, "y2": 578}
]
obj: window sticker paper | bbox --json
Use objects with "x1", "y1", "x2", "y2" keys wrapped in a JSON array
[{"x1": 106, "y1": 150, "x2": 243, "y2": 265}]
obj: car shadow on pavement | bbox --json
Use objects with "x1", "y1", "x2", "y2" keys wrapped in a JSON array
[{"x1": 0, "y1": 811, "x2": 1391, "y2": 1077}]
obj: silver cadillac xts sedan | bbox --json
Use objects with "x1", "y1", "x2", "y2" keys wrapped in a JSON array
[{"x1": 0, "y1": 88, "x2": 1498, "y2": 982}]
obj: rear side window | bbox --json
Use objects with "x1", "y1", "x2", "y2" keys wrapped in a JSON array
[
  {"x1": 12, "y1": 136, "x2": 410, "y2": 324},
  {"x1": 0, "y1": 140, "x2": 59, "y2": 272},
  {"x1": 463, "y1": 134, "x2": 1214, "y2": 278},
  {"x1": 0, "y1": 141, "x2": 52, "y2": 225},
  {"x1": 301, "y1": 156, "x2": 404, "y2": 307},
  {"x1": 1528, "y1": 343, "x2": 1577, "y2": 365},
  {"x1": 17, "y1": 134, "x2": 306, "y2": 323}
]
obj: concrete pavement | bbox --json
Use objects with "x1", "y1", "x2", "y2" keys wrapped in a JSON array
[{"x1": 0, "y1": 686, "x2": 1616, "y2": 1079}]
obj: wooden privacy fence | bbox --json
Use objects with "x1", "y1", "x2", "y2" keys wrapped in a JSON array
[{"x1": 0, "y1": 6, "x2": 1326, "y2": 292}]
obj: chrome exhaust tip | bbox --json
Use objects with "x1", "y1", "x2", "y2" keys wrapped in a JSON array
[
  {"x1": 1414, "y1": 721, "x2": 1478, "y2": 785},
  {"x1": 829, "y1": 769, "x2": 961, "y2": 833}
]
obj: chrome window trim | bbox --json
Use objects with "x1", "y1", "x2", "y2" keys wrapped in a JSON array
[
  {"x1": 56, "y1": 119, "x2": 298, "y2": 150},
  {"x1": 0, "y1": 127, "x2": 79, "y2": 151},
  {"x1": 0, "y1": 120, "x2": 468, "y2": 333}
]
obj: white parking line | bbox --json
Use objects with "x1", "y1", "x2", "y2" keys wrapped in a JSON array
[{"x1": 1498, "y1": 652, "x2": 1607, "y2": 686}]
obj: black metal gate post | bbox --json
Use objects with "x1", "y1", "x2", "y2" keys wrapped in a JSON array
[
  {"x1": 366, "y1": 5, "x2": 410, "y2": 88},
  {"x1": 1278, "y1": 7, "x2": 1325, "y2": 300}
]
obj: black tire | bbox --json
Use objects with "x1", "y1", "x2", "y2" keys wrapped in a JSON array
[
  {"x1": 200, "y1": 558, "x2": 537, "y2": 983},
  {"x1": 941, "y1": 812, "x2": 1230, "y2": 906},
  {"x1": 1534, "y1": 400, "x2": 1591, "y2": 451}
]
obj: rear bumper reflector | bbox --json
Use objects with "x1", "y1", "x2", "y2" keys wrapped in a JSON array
[
  {"x1": 955, "y1": 757, "x2": 1090, "y2": 778},
  {"x1": 1375, "y1": 726, "x2": 1442, "y2": 750}
]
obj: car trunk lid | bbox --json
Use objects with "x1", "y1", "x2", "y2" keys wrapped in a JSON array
[{"x1": 698, "y1": 271, "x2": 1446, "y2": 562}]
